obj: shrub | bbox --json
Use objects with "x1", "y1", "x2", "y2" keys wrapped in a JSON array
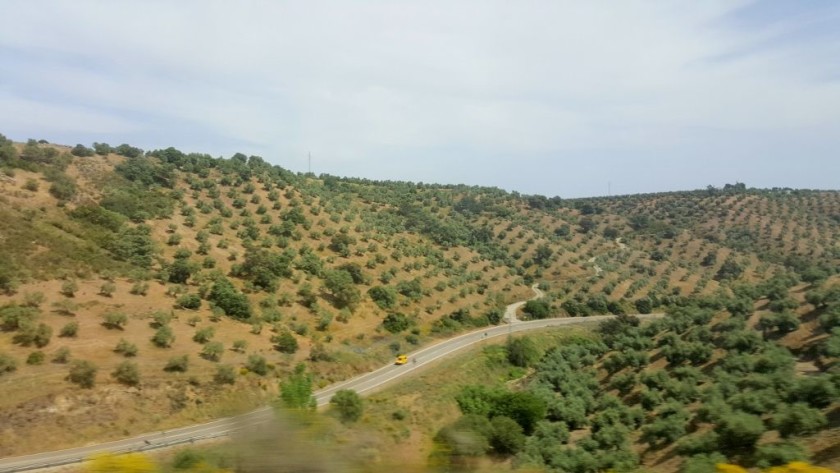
[
  {"x1": 232, "y1": 339, "x2": 247, "y2": 352},
  {"x1": 48, "y1": 174, "x2": 77, "y2": 201},
  {"x1": 506, "y1": 336, "x2": 540, "y2": 368},
  {"x1": 754, "y1": 441, "x2": 810, "y2": 469},
  {"x1": 102, "y1": 311, "x2": 128, "y2": 329},
  {"x1": 23, "y1": 178, "x2": 39, "y2": 192},
  {"x1": 201, "y1": 341, "x2": 224, "y2": 361},
  {"x1": 61, "y1": 280, "x2": 78, "y2": 297},
  {"x1": 192, "y1": 326, "x2": 215, "y2": 344},
  {"x1": 26, "y1": 351, "x2": 45, "y2": 365},
  {"x1": 53, "y1": 347, "x2": 71, "y2": 363},
  {"x1": 330, "y1": 389, "x2": 363, "y2": 423},
  {"x1": 67, "y1": 360, "x2": 97, "y2": 388},
  {"x1": 715, "y1": 411, "x2": 765, "y2": 454},
  {"x1": 114, "y1": 339, "x2": 138, "y2": 357},
  {"x1": 208, "y1": 277, "x2": 252, "y2": 319},
  {"x1": 245, "y1": 354, "x2": 268, "y2": 375},
  {"x1": 490, "y1": 415, "x2": 526, "y2": 455},
  {"x1": 214, "y1": 364, "x2": 236, "y2": 385},
  {"x1": 175, "y1": 293, "x2": 201, "y2": 310},
  {"x1": 0, "y1": 352, "x2": 18, "y2": 376},
  {"x1": 23, "y1": 292, "x2": 45, "y2": 308},
  {"x1": 14, "y1": 322, "x2": 53, "y2": 348},
  {"x1": 272, "y1": 330, "x2": 298, "y2": 354},
  {"x1": 368, "y1": 286, "x2": 398, "y2": 310},
  {"x1": 59, "y1": 321, "x2": 79, "y2": 337},
  {"x1": 772, "y1": 403, "x2": 828, "y2": 437},
  {"x1": 71, "y1": 144, "x2": 94, "y2": 157},
  {"x1": 112, "y1": 361, "x2": 140, "y2": 386},
  {"x1": 164, "y1": 355, "x2": 189, "y2": 372},
  {"x1": 151, "y1": 325, "x2": 175, "y2": 348},
  {"x1": 522, "y1": 299, "x2": 551, "y2": 319},
  {"x1": 129, "y1": 281, "x2": 149, "y2": 296},
  {"x1": 382, "y1": 313, "x2": 410, "y2": 333},
  {"x1": 99, "y1": 281, "x2": 116, "y2": 297}
]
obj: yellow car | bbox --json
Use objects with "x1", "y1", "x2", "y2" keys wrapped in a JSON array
[{"x1": 395, "y1": 354, "x2": 408, "y2": 365}]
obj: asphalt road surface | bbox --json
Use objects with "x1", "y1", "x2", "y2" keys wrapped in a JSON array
[{"x1": 0, "y1": 302, "x2": 662, "y2": 472}]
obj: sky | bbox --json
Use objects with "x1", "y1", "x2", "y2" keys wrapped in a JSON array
[{"x1": 1, "y1": 1, "x2": 839, "y2": 198}]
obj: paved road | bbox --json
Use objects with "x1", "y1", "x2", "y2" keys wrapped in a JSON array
[{"x1": 0, "y1": 294, "x2": 662, "y2": 472}]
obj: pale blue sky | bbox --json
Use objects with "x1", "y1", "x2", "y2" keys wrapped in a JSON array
[{"x1": 1, "y1": 1, "x2": 838, "y2": 197}]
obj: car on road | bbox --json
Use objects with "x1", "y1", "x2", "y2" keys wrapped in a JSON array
[{"x1": 395, "y1": 354, "x2": 408, "y2": 365}]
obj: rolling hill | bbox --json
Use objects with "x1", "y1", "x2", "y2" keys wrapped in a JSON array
[{"x1": 0, "y1": 135, "x2": 837, "y2": 471}]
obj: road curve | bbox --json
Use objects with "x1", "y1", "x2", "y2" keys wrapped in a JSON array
[{"x1": 0, "y1": 301, "x2": 663, "y2": 472}]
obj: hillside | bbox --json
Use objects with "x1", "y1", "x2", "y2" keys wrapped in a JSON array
[{"x1": 0, "y1": 135, "x2": 838, "y2": 466}]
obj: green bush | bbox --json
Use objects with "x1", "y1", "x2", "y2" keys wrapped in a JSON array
[
  {"x1": 368, "y1": 286, "x2": 397, "y2": 309},
  {"x1": 272, "y1": 330, "x2": 298, "y2": 354},
  {"x1": 164, "y1": 355, "x2": 189, "y2": 372},
  {"x1": 245, "y1": 354, "x2": 268, "y2": 375},
  {"x1": 214, "y1": 364, "x2": 236, "y2": 385},
  {"x1": 114, "y1": 339, "x2": 138, "y2": 357},
  {"x1": 26, "y1": 351, "x2": 45, "y2": 365},
  {"x1": 67, "y1": 360, "x2": 97, "y2": 388},
  {"x1": 152, "y1": 325, "x2": 175, "y2": 348},
  {"x1": 382, "y1": 313, "x2": 410, "y2": 333},
  {"x1": 192, "y1": 326, "x2": 215, "y2": 344},
  {"x1": 490, "y1": 415, "x2": 526, "y2": 455},
  {"x1": 201, "y1": 341, "x2": 224, "y2": 361},
  {"x1": 102, "y1": 311, "x2": 128, "y2": 329},
  {"x1": 330, "y1": 389, "x2": 363, "y2": 423},
  {"x1": 208, "y1": 277, "x2": 252, "y2": 319},
  {"x1": 506, "y1": 336, "x2": 540, "y2": 368},
  {"x1": 112, "y1": 361, "x2": 140, "y2": 386},
  {"x1": 58, "y1": 320, "x2": 79, "y2": 337},
  {"x1": 176, "y1": 293, "x2": 201, "y2": 310}
]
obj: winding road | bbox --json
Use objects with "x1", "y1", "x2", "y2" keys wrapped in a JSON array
[{"x1": 0, "y1": 286, "x2": 662, "y2": 472}]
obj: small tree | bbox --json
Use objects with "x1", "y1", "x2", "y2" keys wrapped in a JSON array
[
  {"x1": 15, "y1": 322, "x2": 53, "y2": 348},
  {"x1": 382, "y1": 313, "x2": 410, "y2": 333},
  {"x1": 99, "y1": 281, "x2": 116, "y2": 297},
  {"x1": 245, "y1": 354, "x2": 269, "y2": 375},
  {"x1": 272, "y1": 329, "x2": 298, "y2": 354},
  {"x1": 67, "y1": 360, "x2": 97, "y2": 388},
  {"x1": 112, "y1": 361, "x2": 140, "y2": 386},
  {"x1": 522, "y1": 299, "x2": 551, "y2": 319},
  {"x1": 214, "y1": 364, "x2": 236, "y2": 385},
  {"x1": 201, "y1": 341, "x2": 224, "y2": 361},
  {"x1": 232, "y1": 339, "x2": 247, "y2": 352},
  {"x1": 164, "y1": 355, "x2": 189, "y2": 372},
  {"x1": 151, "y1": 325, "x2": 175, "y2": 348},
  {"x1": 490, "y1": 415, "x2": 526, "y2": 455},
  {"x1": 59, "y1": 321, "x2": 79, "y2": 338},
  {"x1": 23, "y1": 291, "x2": 45, "y2": 308},
  {"x1": 506, "y1": 336, "x2": 540, "y2": 368},
  {"x1": 330, "y1": 389, "x2": 363, "y2": 423},
  {"x1": 53, "y1": 347, "x2": 71, "y2": 363},
  {"x1": 114, "y1": 339, "x2": 138, "y2": 357},
  {"x1": 0, "y1": 352, "x2": 17, "y2": 376},
  {"x1": 27, "y1": 351, "x2": 45, "y2": 365},
  {"x1": 280, "y1": 363, "x2": 315, "y2": 410},
  {"x1": 192, "y1": 326, "x2": 215, "y2": 344},
  {"x1": 102, "y1": 311, "x2": 128, "y2": 330},
  {"x1": 772, "y1": 403, "x2": 827, "y2": 438},
  {"x1": 176, "y1": 293, "x2": 201, "y2": 310},
  {"x1": 61, "y1": 280, "x2": 78, "y2": 297},
  {"x1": 715, "y1": 411, "x2": 765, "y2": 454}
]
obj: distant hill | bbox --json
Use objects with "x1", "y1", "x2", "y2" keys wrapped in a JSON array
[{"x1": 0, "y1": 134, "x2": 837, "y2": 459}]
